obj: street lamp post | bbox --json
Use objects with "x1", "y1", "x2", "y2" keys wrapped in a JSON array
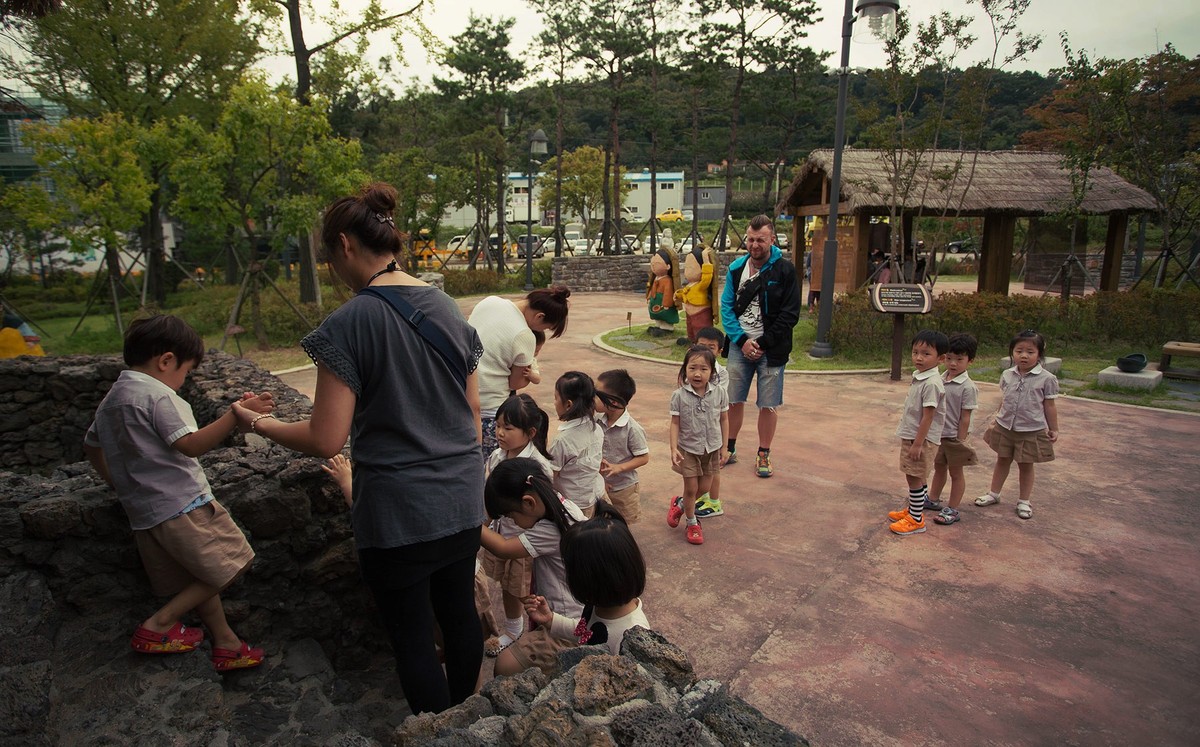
[
  {"x1": 525, "y1": 128, "x2": 548, "y2": 291},
  {"x1": 809, "y1": 0, "x2": 899, "y2": 358}
]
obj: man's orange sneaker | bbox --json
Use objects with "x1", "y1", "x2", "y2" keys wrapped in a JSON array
[{"x1": 889, "y1": 515, "x2": 926, "y2": 536}]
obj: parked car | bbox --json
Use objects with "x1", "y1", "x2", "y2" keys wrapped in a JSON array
[
  {"x1": 946, "y1": 237, "x2": 977, "y2": 254},
  {"x1": 540, "y1": 237, "x2": 562, "y2": 255},
  {"x1": 447, "y1": 235, "x2": 468, "y2": 252},
  {"x1": 619, "y1": 234, "x2": 640, "y2": 254},
  {"x1": 776, "y1": 231, "x2": 790, "y2": 248},
  {"x1": 682, "y1": 209, "x2": 694, "y2": 222},
  {"x1": 570, "y1": 238, "x2": 591, "y2": 255},
  {"x1": 516, "y1": 235, "x2": 544, "y2": 259},
  {"x1": 657, "y1": 208, "x2": 685, "y2": 222}
]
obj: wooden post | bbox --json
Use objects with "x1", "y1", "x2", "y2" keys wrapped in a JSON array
[
  {"x1": 977, "y1": 214, "x2": 1016, "y2": 295},
  {"x1": 1101, "y1": 212, "x2": 1128, "y2": 291},
  {"x1": 891, "y1": 313, "x2": 905, "y2": 381}
]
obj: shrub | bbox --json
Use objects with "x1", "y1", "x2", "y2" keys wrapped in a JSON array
[{"x1": 830, "y1": 287, "x2": 1200, "y2": 354}]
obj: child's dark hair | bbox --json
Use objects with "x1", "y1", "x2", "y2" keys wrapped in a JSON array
[
  {"x1": 124, "y1": 314, "x2": 205, "y2": 368},
  {"x1": 1009, "y1": 329, "x2": 1046, "y2": 360},
  {"x1": 947, "y1": 332, "x2": 978, "y2": 360},
  {"x1": 560, "y1": 501, "x2": 645, "y2": 608},
  {"x1": 532, "y1": 329, "x2": 547, "y2": 349},
  {"x1": 696, "y1": 326, "x2": 724, "y2": 346},
  {"x1": 495, "y1": 394, "x2": 551, "y2": 459},
  {"x1": 485, "y1": 458, "x2": 578, "y2": 534},
  {"x1": 911, "y1": 329, "x2": 950, "y2": 355},
  {"x1": 677, "y1": 345, "x2": 717, "y2": 386},
  {"x1": 555, "y1": 371, "x2": 597, "y2": 421},
  {"x1": 596, "y1": 369, "x2": 636, "y2": 408}
]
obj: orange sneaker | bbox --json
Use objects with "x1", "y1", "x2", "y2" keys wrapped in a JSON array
[
  {"x1": 887, "y1": 507, "x2": 911, "y2": 522},
  {"x1": 889, "y1": 515, "x2": 926, "y2": 536},
  {"x1": 686, "y1": 522, "x2": 704, "y2": 545}
]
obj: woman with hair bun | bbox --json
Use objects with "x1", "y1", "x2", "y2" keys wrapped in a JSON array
[
  {"x1": 232, "y1": 182, "x2": 485, "y2": 714},
  {"x1": 468, "y1": 285, "x2": 571, "y2": 457}
]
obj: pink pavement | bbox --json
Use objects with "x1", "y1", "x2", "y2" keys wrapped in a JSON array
[{"x1": 278, "y1": 290, "x2": 1200, "y2": 747}]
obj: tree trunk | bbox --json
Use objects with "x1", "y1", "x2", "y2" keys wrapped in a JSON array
[
  {"x1": 287, "y1": 0, "x2": 313, "y2": 105},
  {"x1": 140, "y1": 187, "x2": 166, "y2": 307}
]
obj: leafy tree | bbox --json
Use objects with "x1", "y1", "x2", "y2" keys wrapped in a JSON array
[
  {"x1": 1023, "y1": 43, "x2": 1200, "y2": 288},
  {"x1": 537, "y1": 146, "x2": 629, "y2": 230},
  {"x1": 5, "y1": 114, "x2": 154, "y2": 331},
  {"x1": 170, "y1": 80, "x2": 366, "y2": 347},
  {"x1": 2, "y1": 0, "x2": 264, "y2": 305},
  {"x1": 374, "y1": 147, "x2": 469, "y2": 268},
  {"x1": 433, "y1": 15, "x2": 526, "y2": 270},
  {"x1": 694, "y1": 0, "x2": 818, "y2": 242}
]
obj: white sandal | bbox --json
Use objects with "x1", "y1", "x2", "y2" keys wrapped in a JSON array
[
  {"x1": 1016, "y1": 501, "x2": 1033, "y2": 519},
  {"x1": 975, "y1": 493, "x2": 1000, "y2": 507}
]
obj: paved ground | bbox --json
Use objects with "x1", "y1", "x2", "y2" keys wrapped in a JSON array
[{"x1": 278, "y1": 291, "x2": 1200, "y2": 747}]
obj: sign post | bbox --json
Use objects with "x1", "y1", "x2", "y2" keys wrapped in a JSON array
[{"x1": 869, "y1": 283, "x2": 933, "y2": 381}]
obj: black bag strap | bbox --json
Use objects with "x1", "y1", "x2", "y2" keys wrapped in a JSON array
[
  {"x1": 358, "y1": 287, "x2": 467, "y2": 390},
  {"x1": 732, "y1": 262, "x2": 769, "y2": 318}
]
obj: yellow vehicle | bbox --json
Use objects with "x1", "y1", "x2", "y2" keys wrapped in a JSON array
[{"x1": 657, "y1": 208, "x2": 685, "y2": 222}]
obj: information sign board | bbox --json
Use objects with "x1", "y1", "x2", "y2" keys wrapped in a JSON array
[{"x1": 870, "y1": 283, "x2": 932, "y2": 314}]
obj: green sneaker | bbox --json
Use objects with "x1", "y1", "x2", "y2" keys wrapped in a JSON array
[
  {"x1": 725, "y1": 449, "x2": 738, "y2": 465},
  {"x1": 756, "y1": 450, "x2": 772, "y2": 478},
  {"x1": 695, "y1": 493, "x2": 724, "y2": 518}
]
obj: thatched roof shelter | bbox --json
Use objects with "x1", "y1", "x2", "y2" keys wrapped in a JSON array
[
  {"x1": 780, "y1": 149, "x2": 1158, "y2": 217},
  {"x1": 778, "y1": 149, "x2": 1157, "y2": 295}
]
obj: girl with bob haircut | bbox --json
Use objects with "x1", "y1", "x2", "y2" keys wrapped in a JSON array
[
  {"x1": 549, "y1": 371, "x2": 606, "y2": 517},
  {"x1": 524, "y1": 502, "x2": 650, "y2": 656},
  {"x1": 481, "y1": 457, "x2": 586, "y2": 677}
]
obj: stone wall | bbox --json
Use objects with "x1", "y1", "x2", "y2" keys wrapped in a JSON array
[
  {"x1": 0, "y1": 353, "x2": 805, "y2": 745},
  {"x1": 550, "y1": 251, "x2": 744, "y2": 294}
]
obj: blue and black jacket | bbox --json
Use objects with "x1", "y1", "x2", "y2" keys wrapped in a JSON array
[{"x1": 719, "y1": 245, "x2": 801, "y2": 367}]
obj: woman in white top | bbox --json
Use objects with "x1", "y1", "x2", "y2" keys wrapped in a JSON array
[{"x1": 468, "y1": 287, "x2": 571, "y2": 457}]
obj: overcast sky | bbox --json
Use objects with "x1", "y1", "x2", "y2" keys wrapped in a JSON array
[{"x1": 261, "y1": 0, "x2": 1200, "y2": 87}]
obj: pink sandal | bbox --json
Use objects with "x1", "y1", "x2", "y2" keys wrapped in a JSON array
[
  {"x1": 211, "y1": 640, "x2": 265, "y2": 672},
  {"x1": 130, "y1": 622, "x2": 204, "y2": 654}
]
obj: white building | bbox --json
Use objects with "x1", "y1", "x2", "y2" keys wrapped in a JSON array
[{"x1": 441, "y1": 169, "x2": 687, "y2": 229}]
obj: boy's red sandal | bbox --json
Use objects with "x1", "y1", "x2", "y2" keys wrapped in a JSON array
[
  {"x1": 211, "y1": 641, "x2": 265, "y2": 672},
  {"x1": 130, "y1": 622, "x2": 204, "y2": 654}
]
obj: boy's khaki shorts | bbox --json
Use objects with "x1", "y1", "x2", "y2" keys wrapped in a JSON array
[
  {"x1": 899, "y1": 439, "x2": 935, "y2": 479},
  {"x1": 934, "y1": 438, "x2": 979, "y2": 467},
  {"x1": 479, "y1": 549, "x2": 533, "y2": 598},
  {"x1": 673, "y1": 450, "x2": 720, "y2": 478},
  {"x1": 508, "y1": 626, "x2": 576, "y2": 675},
  {"x1": 134, "y1": 500, "x2": 254, "y2": 596},
  {"x1": 606, "y1": 483, "x2": 641, "y2": 523}
]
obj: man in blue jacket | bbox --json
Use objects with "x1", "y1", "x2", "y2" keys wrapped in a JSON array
[{"x1": 719, "y1": 214, "x2": 801, "y2": 478}]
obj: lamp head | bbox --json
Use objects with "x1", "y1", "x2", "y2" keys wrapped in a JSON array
[
  {"x1": 853, "y1": 0, "x2": 898, "y2": 43},
  {"x1": 530, "y1": 128, "x2": 548, "y2": 156}
]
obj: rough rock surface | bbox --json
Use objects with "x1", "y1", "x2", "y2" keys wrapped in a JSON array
[{"x1": 0, "y1": 353, "x2": 806, "y2": 746}]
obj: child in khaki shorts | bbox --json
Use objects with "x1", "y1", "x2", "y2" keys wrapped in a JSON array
[
  {"x1": 928, "y1": 333, "x2": 979, "y2": 525},
  {"x1": 595, "y1": 370, "x2": 649, "y2": 523},
  {"x1": 887, "y1": 330, "x2": 948, "y2": 536},
  {"x1": 84, "y1": 314, "x2": 273, "y2": 672}
]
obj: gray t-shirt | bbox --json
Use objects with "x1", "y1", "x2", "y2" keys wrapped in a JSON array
[
  {"x1": 550, "y1": 417, "x2": 606, "y2": 511},
  {"x1": 84, "y1": 370, "x2": 211, "y2": 531},
  {"x1": 669, "y1": 382, "x2": 729, "y2": 455},
  {"x1": 302, "y1": 285, "x2": 486, "y2": 549},
  {"x1": 518, "y1": 498, "x2": 586, "y2": 620},
  {"x1": 599, "y1": 411, "x2": 649, "y2": 492},
  {"x1": 895, "y1": 367, "x2": 946, "y2": 444},
  {"x1": 941, "y1": 371, "x2": 979, "y2": 440}
]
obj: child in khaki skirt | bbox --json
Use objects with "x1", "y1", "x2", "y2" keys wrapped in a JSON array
[
  {"x1": 482, "y1": 394, "x2": 554, "y2": 655},
  {"x1": 976, "y1": 330, "x2": 1060, "y2": 520}
]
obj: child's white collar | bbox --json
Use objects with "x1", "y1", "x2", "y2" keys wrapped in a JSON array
[{"x1": 912, "y1": 367, "x2": 939, "y2": 381}]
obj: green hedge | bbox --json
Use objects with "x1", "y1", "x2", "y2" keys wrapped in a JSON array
[{"x1": 830, "y1": 288, "x2": 1200, "y2": 354}]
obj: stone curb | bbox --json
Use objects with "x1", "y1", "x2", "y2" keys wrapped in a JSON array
[{"x1": 592, "y1": 330, "x2": 890, "y2": 376}]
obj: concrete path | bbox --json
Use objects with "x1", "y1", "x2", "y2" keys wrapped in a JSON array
[{"x1": 278, "y1": 291, "x2": 1200, "y2": 746}]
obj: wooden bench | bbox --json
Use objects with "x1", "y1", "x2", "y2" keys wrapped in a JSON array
[{"x1": 1160, "y1": 341, "x2": 1200, "y2": 381}]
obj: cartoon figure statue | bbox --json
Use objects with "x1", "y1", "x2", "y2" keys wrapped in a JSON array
[
  {"x1": 646, "y1": 247, "x2": 679, "y2": 337},
  {"x1": 674, "y1": 244, "x2": 718, "y2": 346}
]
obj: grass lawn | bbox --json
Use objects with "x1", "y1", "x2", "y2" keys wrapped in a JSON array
[{"x1": 601, "y1": 320, "x2": 1199, "y2": 413}]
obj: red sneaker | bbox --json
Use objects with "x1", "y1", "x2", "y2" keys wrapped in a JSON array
[
  {"x1": 667, "y1": 496, "x2": 684, "y2": 528},
  {"x1": 686, "y1": 522, "x2": 704, "y2": 545}
]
